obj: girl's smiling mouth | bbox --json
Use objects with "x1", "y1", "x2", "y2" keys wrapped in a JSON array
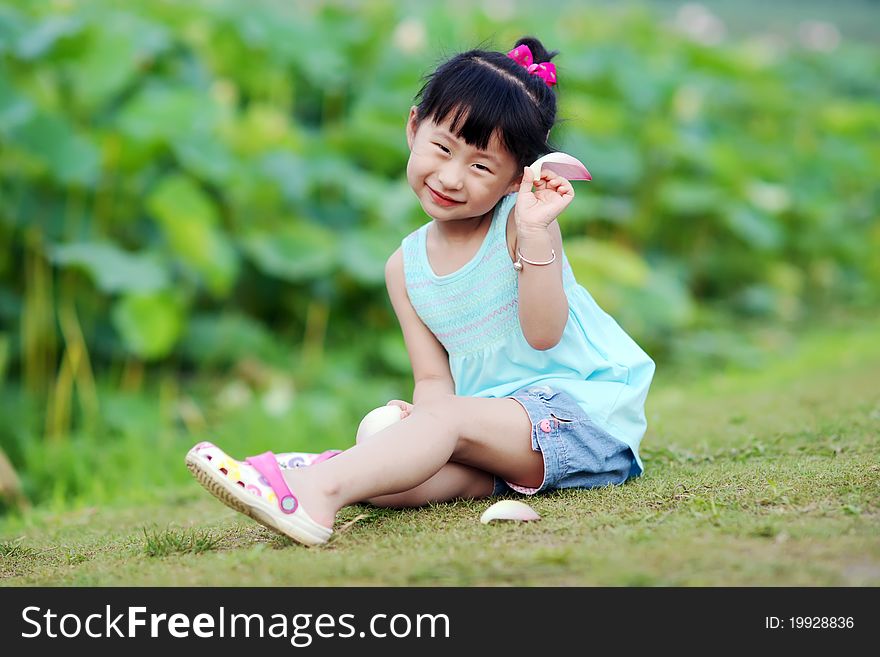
[{"x1": 427, "y1": 185, "x2": 464, "y2": 206}]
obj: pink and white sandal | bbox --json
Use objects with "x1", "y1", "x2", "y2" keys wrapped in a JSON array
[
  {"x1": 275, "y1": 449, "x2": 343, "y2": 469},
  {"x1": 185, "y1": 441, "x2": 333, "y2": 546}
]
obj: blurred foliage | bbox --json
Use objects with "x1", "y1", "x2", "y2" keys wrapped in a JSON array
[{"x1": 0, "y1": 0, "x2": 877, "y2": 507}]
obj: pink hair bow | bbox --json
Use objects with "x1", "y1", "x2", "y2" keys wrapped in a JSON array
[{"x1": 507, "y1": 44, "x2": 557, "y2": 87}]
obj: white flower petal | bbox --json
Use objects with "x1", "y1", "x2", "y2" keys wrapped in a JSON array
[
  {"x1": 356, "y1": 405, "x2": 404, "y2": 443},
  {"x1": 529, "y1": 152, "x2": 592, "y2": 181},
  {"x1": 480, "y1": 500, "x2": 541, "y2": 524}
]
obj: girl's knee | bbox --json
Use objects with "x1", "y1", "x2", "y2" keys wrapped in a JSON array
[{"x1": 414, "y1": 394, "x2": 460, "y2": 428}]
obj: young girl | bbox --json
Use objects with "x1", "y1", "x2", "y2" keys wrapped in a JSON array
[{"x1": 186, "y1": 37, "x2": 655, "y2": 546}]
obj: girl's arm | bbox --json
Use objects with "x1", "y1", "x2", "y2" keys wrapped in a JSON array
[
  {"x1": 514, "y1": 219, "x2": 568, "y2": 350},
  {"x1": 510, "y1": 166, "x2": 573, "y2": 351},
  {"x1": 384, "y1": 248, "x2": 456, "y2": 406},
  {"x1": 412, "y1": 377, "x2": 455, "y2": 405}
]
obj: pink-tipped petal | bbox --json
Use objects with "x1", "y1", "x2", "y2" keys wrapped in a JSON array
[
  {"x1": 479, "y1": 500, "x2": 541, "y2": 524},
  {"x1": 529, "y1": 152, "x2": 592, "y2": 181}
]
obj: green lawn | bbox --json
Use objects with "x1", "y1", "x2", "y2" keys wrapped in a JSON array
[{"x1": 1, "y1": 319, "x2": 878, "y2": 586}]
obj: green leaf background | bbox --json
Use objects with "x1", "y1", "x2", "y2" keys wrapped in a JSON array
[{"x1": 0, "y1": 0, "x2": 876, "y2": 387}]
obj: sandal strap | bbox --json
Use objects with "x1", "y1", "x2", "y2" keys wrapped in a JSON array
[
  {"x1": 312, "y1": 449, "x2": 342, "y2": 464},
  {"x1": 245, "y1": 451, "x2": 298, "y2": 514}
]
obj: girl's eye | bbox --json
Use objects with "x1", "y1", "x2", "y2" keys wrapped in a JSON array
[{"x1": 433, "y1": 142, "x2": 492, "y2": 173}]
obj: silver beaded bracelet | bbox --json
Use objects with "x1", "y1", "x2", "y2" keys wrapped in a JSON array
[{"x1": 513, "y1": 249, "x2": 556, "y2": 271}]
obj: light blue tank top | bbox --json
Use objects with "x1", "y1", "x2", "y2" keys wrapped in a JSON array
[{"x1": 402, "y1": 192, "x2": 655, "y2": 475}]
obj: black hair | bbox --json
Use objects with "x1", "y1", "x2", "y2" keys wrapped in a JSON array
[{"x1": 412, "y1": 36, "x2": 559, "y2": 174}]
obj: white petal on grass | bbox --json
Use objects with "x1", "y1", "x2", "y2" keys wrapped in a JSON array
[{"x1": 480, "y1": 500, "x2": 541, "y2": 524}]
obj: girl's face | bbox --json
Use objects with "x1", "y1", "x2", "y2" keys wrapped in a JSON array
[{"x1": 405, "y1": 106, "x2": 522, "y2": 222}]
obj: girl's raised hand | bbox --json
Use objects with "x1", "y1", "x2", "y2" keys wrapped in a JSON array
[{"x1": 514, "y1": 165, "x2": 575, "y2": 232}]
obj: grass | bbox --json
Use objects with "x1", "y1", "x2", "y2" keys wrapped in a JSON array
[
  {"x1": 141, "y1": 526, "x2": 223, "y2": 557},
  {"x1": 1, "y1": 318, "x2": 878, "y2": 586}
]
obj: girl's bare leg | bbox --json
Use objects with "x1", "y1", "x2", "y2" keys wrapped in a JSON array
[
  {"x1": 282, "y1": 395, "x2": 540, "y2": 527},
  {"x1": 367, "y1": 462, "x2": 495, "y2": 508}
]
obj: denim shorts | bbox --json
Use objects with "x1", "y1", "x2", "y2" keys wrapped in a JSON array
[{"x1": 493, "y1": 385, "x2": 636, "y2": 496}]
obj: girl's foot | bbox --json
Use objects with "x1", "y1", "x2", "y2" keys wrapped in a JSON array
[{"x1": 185, "y1": 441, "x2": 333, "y2": 546}]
